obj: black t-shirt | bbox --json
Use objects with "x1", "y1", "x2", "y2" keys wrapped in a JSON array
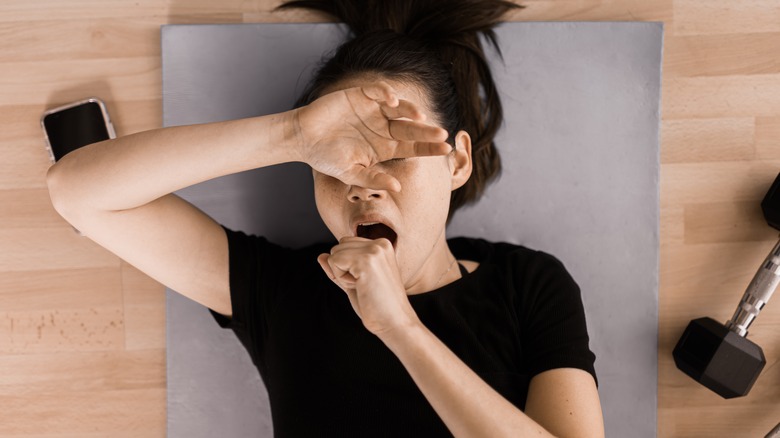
[{"x1": 210, "y1": 225, "x2": 597, "y2": 437}]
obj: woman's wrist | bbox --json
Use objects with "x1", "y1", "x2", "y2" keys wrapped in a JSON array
[
  {"x1": 250, "y1": 109, "x2": 305, "y2": 165},
  {"x1": 277, "y1": 108, "x2": 306, "y2": 164},
  {"x1": 376, "y1": 317, "x2": 427, "y2": 355}
]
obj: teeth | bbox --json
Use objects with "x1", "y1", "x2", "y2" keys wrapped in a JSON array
[{"x1": 358, "y1": 222, "x2": 380, "y2": 226}]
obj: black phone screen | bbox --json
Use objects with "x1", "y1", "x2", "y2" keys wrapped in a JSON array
[{"x1": 43, "y1": 101, "x2": 110, "y2": 161}]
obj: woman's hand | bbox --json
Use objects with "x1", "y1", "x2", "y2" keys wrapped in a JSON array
[
  {"x1": 317, "y1": 236, "x2": 420, "y2": 337},
  {"x1": 293, "y1": 81, "x2": 450, "y2": 192}
]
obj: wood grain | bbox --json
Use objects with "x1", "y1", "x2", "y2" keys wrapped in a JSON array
[{"x1": 1, "y1": 0, "x2": 778, "y2": 436}]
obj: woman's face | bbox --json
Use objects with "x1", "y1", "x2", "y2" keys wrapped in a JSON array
[{"x1": 312, "y1": 76, "x2": 470, "y2": 290}]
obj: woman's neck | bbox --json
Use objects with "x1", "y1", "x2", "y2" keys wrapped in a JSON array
[{"x1": 404, "y1": 235, "x2": 461, "y2": 295}]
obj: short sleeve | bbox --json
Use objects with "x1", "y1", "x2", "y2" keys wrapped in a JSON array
[
  {"x1": 208, "y1": 225, "x2": 298, "y2": 371},
  {"x1": 517, "y1": 250, "x2": 598, "y2": 386}
]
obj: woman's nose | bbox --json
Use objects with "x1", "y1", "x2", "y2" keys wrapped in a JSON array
[{"x1": 347, "y1": 185, "x2": 385, "y2": 202}]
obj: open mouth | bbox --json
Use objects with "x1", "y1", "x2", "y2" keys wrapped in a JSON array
[{"x1": 356, "y1": 223, "x2": 398, "y2": 248}]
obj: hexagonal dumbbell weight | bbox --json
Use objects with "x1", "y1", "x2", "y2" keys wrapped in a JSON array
[{"x1": 673, "y1": 172, "x2": 780, "y2": 398}]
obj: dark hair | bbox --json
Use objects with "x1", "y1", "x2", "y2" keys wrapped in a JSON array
[{"x1": 276, "y1": 0, "x2": 522, "y2": 223}]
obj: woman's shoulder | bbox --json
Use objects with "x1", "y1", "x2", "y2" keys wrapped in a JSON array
[
  {"x1": 450, "y1": 237, "x2": 583, "y2": 314},
  {"x1": 223, "y1": 225, "x2": 330, "y2": 247},
  {"x1": 221, "y1": 225, "x2": 336, "y2": 264},
  {"x1": 448, "y1": 236, "x2": 574, "y2": 283},
  {"x1": 448, "y1": 236, "x2": 556, "y2": 264}
]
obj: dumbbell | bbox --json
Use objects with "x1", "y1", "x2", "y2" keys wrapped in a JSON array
[{"x1": 673, "y1": 172, "x2": 780, "y2": 398}]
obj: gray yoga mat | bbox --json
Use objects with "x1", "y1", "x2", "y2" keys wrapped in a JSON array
[{"x1": 162, "y1": 22, "x2": 663, "y2": 437}]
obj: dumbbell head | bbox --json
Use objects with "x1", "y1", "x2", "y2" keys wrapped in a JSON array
[
  {"x1": 762, "y1": 172, "x2": 780, "y2": 230},
  {"x1": 673, "y1": 317, "x2": 766, "y2": 398}
]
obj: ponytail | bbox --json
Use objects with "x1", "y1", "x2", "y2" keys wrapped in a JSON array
[{"x1": 277, "y1": 0, "x2": 523, "y2": 223}]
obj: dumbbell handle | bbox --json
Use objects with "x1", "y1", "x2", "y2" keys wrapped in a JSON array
[{"x1": 726, "y1": 235, "x2": 780, "y2": 337}]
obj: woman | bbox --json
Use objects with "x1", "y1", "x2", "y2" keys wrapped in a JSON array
[{"x1": 46, "y1": 0, "x2": 604, "y2": 436}]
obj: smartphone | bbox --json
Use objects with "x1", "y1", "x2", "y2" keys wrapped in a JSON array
[{"x1": 41, "y1": 97, "x2": 116, "y2": 164}]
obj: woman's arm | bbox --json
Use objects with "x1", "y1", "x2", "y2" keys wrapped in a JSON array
[
  {"x1": 380, "y1": 323, "x2": 604, "y2": 438},
  {"x1": 46, "y1": 112, "x2": 301, "y2": 316},
  {"x1": 525, "y1": 368, "x2": 604, "y2": 437},
  {"x1": 319, "y1": 233, "x2": 604, "y2": 437},
  {"x1": 47, "y1": 82, "x2": 447, "y2": 316}
]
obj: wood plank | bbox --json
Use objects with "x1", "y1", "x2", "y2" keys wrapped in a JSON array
[
  {"x1": 0, "y1": 228, "x2": 120, "y2": 272},
  {"x1": 673, "y1": 0, "x2": 780, "y2": 36},
  {"x1": 0, "y1": 138, "x2": 52, "y2": 190},
  {"x1": 108, "y1": 98, "x2": 163, "y2": 135},
  {"x1": 756, "y1": 116, "x2": 780, "y2": 161},
  {"x1": 683, "y1": 201, "x2": 776, "y2": 244},
  {"x1": 0, "y1": 57, "x2": 161, "y2": 107},
  {"x1": 0, "y1": 0, "x2": 168, "y2": 22},
  {"x1": 0, "y1": 388, "x2": 165, "y2": 435},
  {"x1": 658, "y1": 378, "x2": 780, "y2": 437},
  {"x1": 0, "y1": 349, "x2": 164, "y2": 395},
  {"x1": 122, "y1": 262, "x2": 165, "y2": 351},
  {"x1": 663, "y1": 73, "x2": 780, "y2": 119},
  {"x1": 0, "y1": 267, "x2": 122, "y2": 312},
  {"x1": 0, "y1": 104, "x2": 49, "y2": 143},
  {"x1": 0, "y1": 306, "x2": 125, "y2": 354},
  {"x1": 660, "y1": 241, "x2": 776, "y2": 317},
  {"x1": 661, "y1": 161, "x2": 780, "y2": 207},
  {"x1": 660, "y1": 205, "x2": 685, "y2": 247},
  {"x1": 660, "y1": 118, "x2": 755, "y2": 164},
  {"x1": 0, "y1": 0, "x2": 248, "y2": 23},
  {"x1": 0, "y1": 18, "x2": 162, "y2": 63},
  {"x1": 0, "y1": 104, "x2": 64, "y2": 190},
  {"x1": 0, "y1": 189, "x2": 64, "y2": 228},
  {"x1": 664, "y1": 33, "x2": 780, "y2": 78}
]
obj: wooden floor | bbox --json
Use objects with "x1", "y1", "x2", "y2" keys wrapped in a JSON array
[{"x1": 1, "y1": 0, "x2": 779, "y2": 436}]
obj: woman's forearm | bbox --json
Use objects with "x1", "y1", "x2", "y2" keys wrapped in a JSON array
[
  {"x1": 380, "y1": 322, "x2": 555, "y2": 438},
  {"x1": 46, "y1": 110, "x2": 299, "y2": 213}
]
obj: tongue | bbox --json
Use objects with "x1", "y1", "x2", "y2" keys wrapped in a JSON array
[{"x1": 358, "y1": 223, "x2": 397, "y2": 246}]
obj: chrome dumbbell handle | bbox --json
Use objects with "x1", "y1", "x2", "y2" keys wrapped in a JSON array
[{"x1": 726, "y1": 235, "x2": 780, "y2": 337}]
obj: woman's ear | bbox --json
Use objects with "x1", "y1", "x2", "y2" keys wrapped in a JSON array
[{"x1": 450, "y1": 130, "x2": 472, "y2": 190}]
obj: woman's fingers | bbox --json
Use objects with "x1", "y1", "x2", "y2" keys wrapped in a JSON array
[
  {"x1": 416, "y1": 140, "x2": 454, "y2": 157},
  {"x1": 318, "y1": 253, "x2": 357, "y2": 289},
  {"x1": 305, "y1": 81, "x2": 454, "y2": 191},
  {"x1": 388, "y1": 120, "x2": 448, "y2": 143},
  {"x1": 380, "y1": 99, "x2": 426, "y2": 122},
  {"x1": 350, "y1": 165, "x2": 401, "y2": 192},
  {"x1": 361, "y1": 81, "x2": 399, "y2": 107},
  {"x1": 328, "y1": 236, "x2": 386, "y2": 253},
  {"x1": 388, "y1": 140, "x2": 452, "y2": 160},
  {"x1": 322, "y1": 237, "x2": 393, "y2": 288},
  {"x1": 353, "y1": 83, "x2": 450, "y2": 157},
  {"x1": 317, "y1": 253, "x2": 336, "y2": 280}
]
